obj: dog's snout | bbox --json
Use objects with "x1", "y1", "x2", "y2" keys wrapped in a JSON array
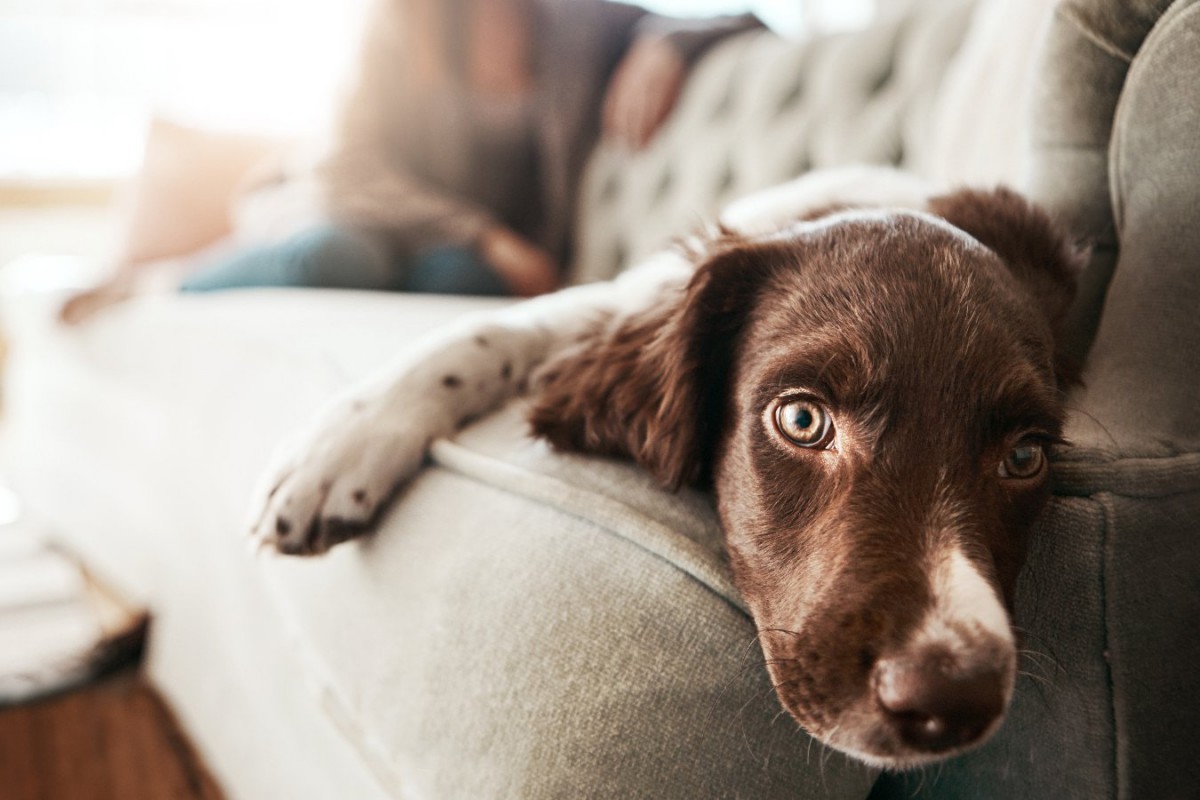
[{"x1": 873, "y1": 652, "x2": 1006, "y2": 753}]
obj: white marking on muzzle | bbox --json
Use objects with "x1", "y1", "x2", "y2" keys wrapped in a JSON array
[{"x1": 913, "y1": 549, "x2": 1014, "y2": 655}]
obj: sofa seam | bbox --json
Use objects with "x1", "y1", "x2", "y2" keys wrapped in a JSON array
[
  {"x1": 427, "y1": 438, "x2": 750, "y2": 617},
  {"x1": 1056, "y1": 445, "x2": 1200, "y2": 465},
  {"x1": 1053, "y1": 447, "x2": 1200, "y2": 495},
  {"x1": 1097, "y1": 492, "x2": 1122, "y2": 800}
]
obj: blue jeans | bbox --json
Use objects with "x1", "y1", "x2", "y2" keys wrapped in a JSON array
[{"x1": 180, "y1": 225, "x2": 511, "y2": 296}]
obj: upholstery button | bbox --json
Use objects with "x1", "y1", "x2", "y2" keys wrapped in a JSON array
[
  {"x1": 711, "y1": 76, "x2": 738, "y2": 120},
  {"x1": 716, "y1": 162, "x2": 735, "y2": 195},
  {"x1": 599, "y1": 172, "x2": 621, "y2": 205},
  {"x1": 871, "y1": 64, "x2": 894, "y2": 94},
  {"x1": 652, "y1": 169, "x2": 674, "y2": 205},
  {"x1": 612, "y1": 240, "x2": 627, "y2": 274},
  {"x1": 776, "y1": 80, "x2": 805, "y2": 115}
]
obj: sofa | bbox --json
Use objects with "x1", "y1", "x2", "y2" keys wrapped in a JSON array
[{"x1": 3, "y1": 0, "x2": 1197, "y2": 797}]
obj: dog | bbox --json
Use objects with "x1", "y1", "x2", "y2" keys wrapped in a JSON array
[{"x1": 249, "y1": 167, "x2": 1082, "y2": 769}]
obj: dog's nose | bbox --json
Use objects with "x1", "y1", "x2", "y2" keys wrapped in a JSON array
[{"x1": 873, "y1": 653, "x2": 1006, "y2": 752}]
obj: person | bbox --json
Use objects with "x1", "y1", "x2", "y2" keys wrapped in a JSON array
[{"x1": 62, "y1": 0, "x2": 762, "y2": 320}]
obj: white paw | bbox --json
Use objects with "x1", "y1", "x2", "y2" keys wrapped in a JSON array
[{"x1": 249, "y1": 396, "x2": 439, "y2": 556}]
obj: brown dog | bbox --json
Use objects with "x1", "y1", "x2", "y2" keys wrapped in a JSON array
[
  {"x1": 527, "y1": 188, "x2": 1081, "y2": 766},
  {"x1": 252, "y1": 173, "x2": 1082, "y2": 768}
]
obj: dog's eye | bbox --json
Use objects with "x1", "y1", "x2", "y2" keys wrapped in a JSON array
[
  {"x1": 998, "y1": 442, "x2": 1045, "y2": 479},
  {"x1": 775, "y1": 399, "x2": 833, "y2": 448}
]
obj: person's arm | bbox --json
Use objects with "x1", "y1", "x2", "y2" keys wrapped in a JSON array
[
  {"x1": 319, "y1": 1, "x2": 559, "y2": 295},
  {"x1": 602, "y1": 10, "x2": 764, "y2": 150},
  {"x1": 325, "y1": 144, "x2": 559, "y2": 296},
  {"x1": 319, "y1": 2, "x2": 494, "y2": 249}
]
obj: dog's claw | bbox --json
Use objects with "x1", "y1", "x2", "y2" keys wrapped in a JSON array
[{"x1": 248, "y1": 397, "x2": 432, "y2": 557}]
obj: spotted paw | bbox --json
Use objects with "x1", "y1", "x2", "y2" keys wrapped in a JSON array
[{"x1": 249, "y1": 396, "x2": 439, "y2": 556}]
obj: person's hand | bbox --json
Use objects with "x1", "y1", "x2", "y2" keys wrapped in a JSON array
[
  {"x1": 478, "y1": 226, "x2": 560, "y2": 297},
  {"x1": 602, "y1": 34, "x2": 687, "y2": 151},
  {"x1": 58, "y1": 276, "x2": 134, "y2": 325}
]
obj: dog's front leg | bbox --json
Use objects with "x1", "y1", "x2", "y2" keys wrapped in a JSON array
[{"x1": 249, "y1": 253, "x2": 692, "y2": 555}]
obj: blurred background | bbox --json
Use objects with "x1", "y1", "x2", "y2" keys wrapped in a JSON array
[
  {"x1": 0, "y1": 0, "x2": 875, "y2": 182},
  {"x1": 0, "y1": 0, "x2": 875, "y2": 286},
  {"x1": 0, "y1": 0, "x2": 367, "y2": 185},
  {"x1": 0, "y1": 0, "x2": 372, "y2": 276}
]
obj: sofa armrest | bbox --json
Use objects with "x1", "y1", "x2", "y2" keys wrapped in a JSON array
[
  {"x1": 1069, "y1": 3, "x2": 1200, "y2": 795},
  {"x1": 1044, "y1": 1, "x2": 1200, "y2": 796},
  {"x1": 1074, "y1": 0, "x2": 1200, "y2": 457}
]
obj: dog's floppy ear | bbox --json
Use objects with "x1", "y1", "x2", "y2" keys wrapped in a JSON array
[
  {"x1": 927, "y1": 187, "x2": 1087, "y2": 381},
  {"x1": 528, "y1": 235, "x2": 779, "y2": 490},
  {"x1": 928, "y1": 187, "x2": 1085, "y2": 332}
]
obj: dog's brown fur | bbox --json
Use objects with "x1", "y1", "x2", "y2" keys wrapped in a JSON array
[{"x1": 529, "y1": 187, "x2": 1084, "y2": 765}]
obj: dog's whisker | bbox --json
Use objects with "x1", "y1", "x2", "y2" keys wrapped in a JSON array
[
  {"x1": 760, "y1": 658, "x2": 802, "y2": 667},
  {"x1": 1018, "y1": 663, "x2": 1054, "y2": 687},
  {"x1": 1017, "y1": 648, "x2": 1059, "y2": 679},
  {"x1": 740, "y1": 630, "x2": 784, "y2": 663},
  {"x1": 1060, "y1": 404, "x2": 1118, "y2": 449},
  {"x1": 818, "y1": 720, "x2": 844, "y2": 785},
  {"x1": 1017, "y1": 669, "x2": 1054, "y2": 690},
  {"x1": 757, "y1": 626, "x2": 802, "y2": 637},
  {"x1": 1017, "y1": 646, "x2": 1055, "y2": 662},
  {"x1": 756, "y1": 626, "x2": 804, "y2": 640},
  {"x1": 733, "y1": 680, "x2": 788, "y2": 727},
  {"x1": 1012, "y1": 628, "x2": 1065, "y2": 670},
  {"x1": 901, "y1": 766, "x2": 922, "y2": 798}
]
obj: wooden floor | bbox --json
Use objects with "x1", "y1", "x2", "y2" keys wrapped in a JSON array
[{"x1": 0, "y1": 668, "x2": 223, "y2": 800}]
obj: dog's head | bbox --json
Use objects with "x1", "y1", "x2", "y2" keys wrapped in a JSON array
[{"x1": 530, "y1": 187, "x2": 1083, "y2": 768}]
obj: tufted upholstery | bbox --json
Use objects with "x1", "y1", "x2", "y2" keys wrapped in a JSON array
[{"x1": 569, "y1": 0, "x2": 976, "y2": 285}]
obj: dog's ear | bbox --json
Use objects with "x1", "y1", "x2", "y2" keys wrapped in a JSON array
[
  {"x1": 927, "y1": 187, "x2": 1085, "y2": 332},
  {"x1": 528, "y1": 235, "x2": 779, "y2": 490},
  {"x1": 927, "y1": 187, "x2": 1087, "y2": 381}
]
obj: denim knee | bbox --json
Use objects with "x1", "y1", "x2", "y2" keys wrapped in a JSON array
[
  {"x1": 181, "y1": 225, "x2": 396, "y2": 292},
  {"x1": 403, "y1": 245, "x2": 511, "y2": 296}
]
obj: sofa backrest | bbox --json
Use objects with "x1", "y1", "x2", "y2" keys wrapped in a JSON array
[{"x1": 568, "y1": 0, "x2": 977, "y2": 285}]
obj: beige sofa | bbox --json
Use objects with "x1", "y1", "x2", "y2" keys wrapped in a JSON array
[{"x1": 3, "y1": 0, "x2": 1197, "y2": 797}]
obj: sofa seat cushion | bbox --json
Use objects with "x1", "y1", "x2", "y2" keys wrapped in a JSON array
[{"x1": 0, "y1": 289, "x2": 509, "y2": 601}]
